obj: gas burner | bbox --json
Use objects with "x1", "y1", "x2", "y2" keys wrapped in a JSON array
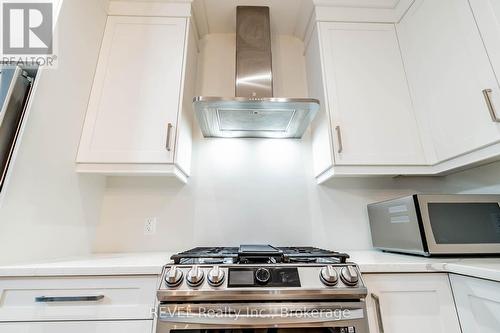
[
  {"x1": 238, "y1": 256, "x2": 280, "y2": 264},
  {"x1": 288, "y1": 257, "x2": 317, "y2": 263},
  {"x1": 281, "y1": 246, "x2": 350, "y2": 263},
  {"x1": 203, "y1": 258, "x2": 224, "y2": 264}
]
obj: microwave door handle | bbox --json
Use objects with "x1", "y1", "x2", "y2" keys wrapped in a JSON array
[{"x1": 159, "y1": 308, "x2": 365, "y2": 326}]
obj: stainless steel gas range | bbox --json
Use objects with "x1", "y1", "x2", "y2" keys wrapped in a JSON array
[{"x1": 156, "y1": 245, "x2": 369, "y2": 333}]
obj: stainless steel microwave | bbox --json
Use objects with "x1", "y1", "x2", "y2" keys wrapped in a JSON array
[{"x1": 367, "y1": 194, "x2": 500, "y2": 256}]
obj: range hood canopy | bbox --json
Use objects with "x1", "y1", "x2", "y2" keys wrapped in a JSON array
[{"x1": 193, "y1": 6, "x2": 319, "y2": 139}]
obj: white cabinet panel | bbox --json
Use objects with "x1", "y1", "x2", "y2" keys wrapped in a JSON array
[
  {"x1": 306, "y1": 25, "x2": 334, "y2": 177},
  {"x1": 0, "y1": 320, "x2": 152, "y2": 333},
  {"x1": 363, "y1": 273, "x2": 461, "y2": 333},
  {"x1": 470, "y1": 0, "x2": 500, "y2": 92},
  {"x1": 0, "y1": 275, "x2": 157, "y2": 321},
  {"x1": 319, "y1": 22, "x2": 425, "y2": 166},
  {"x1": 397, "y1": 0, "x2": 500, "y2": 162},
  {"x1": 77, "y1": 16, "x2": 187, "y2": 164},
  {"x1": 173, "y1": 18, "x2": 198, "y2": 176},
  {"x1": 450, "y1": 274, "x2": 500, "y2": 333}
]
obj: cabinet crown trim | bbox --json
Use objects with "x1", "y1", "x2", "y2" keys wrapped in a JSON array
[{"x1": 108, "y1": 1, "x2": 192, "y2": 17}]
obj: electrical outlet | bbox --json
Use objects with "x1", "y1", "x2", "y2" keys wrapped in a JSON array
[{"x1": 144, "y1": 217, "x2": 157, "y2": 235}]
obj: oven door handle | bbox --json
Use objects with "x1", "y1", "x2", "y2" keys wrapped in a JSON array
[{"x1": 159, "y1": 308, "x2": 365, "y2": 326}]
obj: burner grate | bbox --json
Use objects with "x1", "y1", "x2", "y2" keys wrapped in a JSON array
[
  {"x1": 280, "y1": 247, "x2": 350, "y2": 264},
  {"x1": 171, "y1": 247, "x2": 239, "y2": 264},
  {"x1": 170, "y1": 245, "x2": 350, "y2": 264}
]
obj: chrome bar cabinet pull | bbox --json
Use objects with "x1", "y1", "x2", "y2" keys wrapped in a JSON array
[
  {"x1": 166, "y1": 123, "x2": 173, "y2": 151},
  {"x1": 482, "y1": 89, "x2": 500, "y2": 122},
  {"x1": 35, "y1": 295, "x2": 105, "y2": 303},
  {"x1": 371, "y1": 293, "x2": 385, "y2": 333},
  {"x1": 335, "y1": 125, "x2": 343, "y2": 154}
]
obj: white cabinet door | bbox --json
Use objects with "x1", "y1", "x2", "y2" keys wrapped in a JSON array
[
  {"x1": 319, "y1": 22, "x2": 425, "y2": 166},
  {"x1": 397, "y1": 0, "x2": 500, "y2": 162},
  {"x1": 363, "y1": 273, "x2": 461, "y2": 333},
  {"x1": 306, "y1": 25, "x2": 335, "y2": 176},
  {"x1": 77, "y1": 16, "x2": 187, "y2": 164},
  {"x1": 450, "y1": 274, "x2": 500, "y2": 333},
  {"x1": 470, "y1": 0, "x2": 500, "y2": 92},
  {"x1": 0, "y1": 320, "x2": 152, "y2": 333}
]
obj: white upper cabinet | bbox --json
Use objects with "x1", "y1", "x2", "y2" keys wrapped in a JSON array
[
  {"x1": 450, "y1": 274, "x2": 500, "y2": 333},
  {"x1": 364, "y1": 273, "x2": 461, "y2": 333},
  {"x1": 320, "y1": 22, "x2": 425, "y2": 166},
  {"x1": 307, "y1": 22, "x2": 426, "y2": 181},
  {"x1": 397, "y1": 0, "x2": 500, "y2": 162},
  {"x1": 469, "y1": 0, "x2": 500, "y2": 92},
  {"x1": 306, "y1": 27, "x2": 335, "y2": 178},
  {"x1": 77, "y1": 14, "x2": 197, "y2": 181}
]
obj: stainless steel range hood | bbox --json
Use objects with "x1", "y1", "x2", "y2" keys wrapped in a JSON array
[{"x1": 193, "y1": 6, "x2": 319, "y2": 139}]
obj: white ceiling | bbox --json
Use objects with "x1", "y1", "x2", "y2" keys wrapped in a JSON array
[
  {"x1": 191, "y1": 0, "x2": 410, "y2": 39},
  {"x1": 314, "y1": 0, "x2": 402, "y2": 8},
  {"x1": 115, "y1": 0, "x2": 411, "y2": 38},
  {"x1": 192, "y1": 0, "x2": 307, "y2": 38}
]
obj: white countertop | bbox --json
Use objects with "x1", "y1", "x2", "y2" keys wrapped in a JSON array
[
  {"x1": 0, "y1": 252, "x2": 173, "y2": 277},
  {"x1": 1, "y1": 250, "x2": 500, "y2": 283},
  {"x1": 349, "y1": 250, "x2": 500, "y2": 282}
]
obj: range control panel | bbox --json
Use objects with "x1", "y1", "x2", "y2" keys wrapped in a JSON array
[
  {"x1": 228, "y1": 267, "x2": 300, "y2": 288},
  {"x1": 160, "y1": 264, "x2": 365, "y2": 292}
]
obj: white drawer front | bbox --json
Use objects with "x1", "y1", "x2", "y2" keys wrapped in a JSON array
[
  {"x1": 0, "y1": 320, "x2": 152, "y2": 333},
  {"x1": 0, "y1": 275, "x2": 158, "y2": 321}
]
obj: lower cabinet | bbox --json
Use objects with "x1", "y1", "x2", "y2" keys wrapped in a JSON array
[
  {"x1": 363, "y1": 273, "x2": 461, "y2": 333},
  {"x1": 0, "y1": 275, "x2": 158, "y2": 321},
  {"x1": 0, "y1": 320, "x2": 152, "y2": 332},
  {"x1": 450, "y1": 274, "x2": 500, "y2": 333},
  {"x1": 0, "y1": 275, "x2": 158, "y2": 333}
]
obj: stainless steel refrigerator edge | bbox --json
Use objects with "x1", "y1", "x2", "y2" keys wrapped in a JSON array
[{"x1": 0, "y1": 66, "x2": 34, "y2": 193}]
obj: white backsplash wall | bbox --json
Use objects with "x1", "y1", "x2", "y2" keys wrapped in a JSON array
[{"x1": 93, "y1": 34, "x2": 500, "y2": 253}]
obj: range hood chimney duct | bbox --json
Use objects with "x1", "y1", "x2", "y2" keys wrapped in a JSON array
[
  {"x1": 236, "y1": 6, "x2": 273, "y2": 98},
  {"x1": 193, "y1": 6, "x2": 319, "y2": 139}
]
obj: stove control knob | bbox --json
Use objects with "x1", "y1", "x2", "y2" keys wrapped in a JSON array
[
  {"x1": 255, "y1": 268, "x2": 271, "y2": 284},
  {"x1": 165, "y1": 266, "x2": 183, "y2": 288},
  {"x1": 340, "y1": 266, "x2": 359, "y2": 286},
  {"x1": 186, "y1": 265, "x2": 205, "y2": 287},
  {"x1": 208, "y1": 266, "x2": 225, "y2": 287},
  {"x1": 320, "y1": 265, "x2": 339, "y2": 286}
]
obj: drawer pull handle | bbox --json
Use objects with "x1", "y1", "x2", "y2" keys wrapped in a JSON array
[
  {"x1": 166, "y1": 123, "x2": 174, "y2": 151},
  {"x1": 35, "y1": 295, "x2": 105, "y2": 303},
  {"x1": 371, "y1": 293, "x2": 385, "y2": 333},
  {"x1": 335, "y1": 125, "x2": 343, "y2": 154},
  {"x1": 482, "y1": 89, "x2": 500, "y2": 122}
]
